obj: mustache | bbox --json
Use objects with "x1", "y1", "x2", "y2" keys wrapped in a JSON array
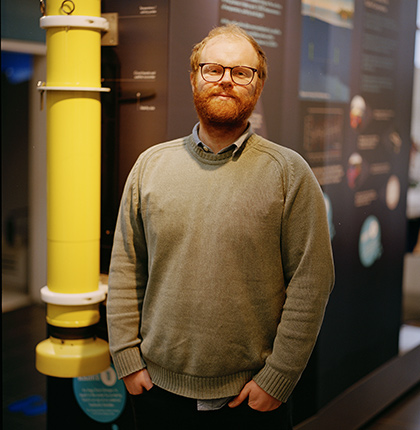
[{"x1": 206, "y1": 87, "x2": 238, "y2": 99}]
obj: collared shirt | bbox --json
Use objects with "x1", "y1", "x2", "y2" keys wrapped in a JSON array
[{"x1": 192, "y1": 122, "x2": 253, "y2": 155}]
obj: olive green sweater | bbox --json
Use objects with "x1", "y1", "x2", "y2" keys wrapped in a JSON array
[{"x1": 107, "y1": 133, "x2": 334, "y2": 403}]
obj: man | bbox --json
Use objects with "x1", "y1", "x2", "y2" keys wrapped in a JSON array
[{"x1": 107, "y1": 24, "x2": 334, "y2": 429}]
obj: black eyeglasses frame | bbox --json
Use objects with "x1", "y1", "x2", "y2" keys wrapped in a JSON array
[{"x1": 198, "y1": 63, "x2": 258, "y2": 86}]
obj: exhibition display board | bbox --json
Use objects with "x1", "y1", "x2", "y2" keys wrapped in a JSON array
[{"x1": 289, "y1": 1, "x2": 417, "y2": 421}]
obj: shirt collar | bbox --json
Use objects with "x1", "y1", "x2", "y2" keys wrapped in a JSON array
[{"x1": 192, "y1": 122, "x2": 253, "y2": 155}]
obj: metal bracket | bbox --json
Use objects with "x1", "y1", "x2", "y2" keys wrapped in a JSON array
[
  {"x1": 101, "y1": 13, "x2": 118, "y2": 46},
  {"x1": 36, "y1": 81, "x2": 111, "y2": 110}
]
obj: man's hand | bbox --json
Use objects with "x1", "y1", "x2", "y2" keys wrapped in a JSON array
[
  {"x1": 123, "y1": 368, "x2": 154, "y2": 395},
  {"x1": 228, "y1": 380, "x2": 282, "y2": 412}
]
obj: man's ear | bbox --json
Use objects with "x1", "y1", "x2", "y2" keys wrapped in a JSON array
[
  {"x1": 190, "y1": 72, "x2": 196, "y2": 91},
  {"x1": 256, "y1": 79, "x2": 265, "y2": 98}
]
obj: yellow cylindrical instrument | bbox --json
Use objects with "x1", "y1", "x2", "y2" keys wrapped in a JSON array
[{"x1": 36, "y1": 0, "x2": 110, "y2": 378}]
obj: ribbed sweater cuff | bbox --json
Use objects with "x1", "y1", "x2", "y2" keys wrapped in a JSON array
[
  {"x1": 112, "y1": 347, "x2": 146, "y2": 379},
  {"x1": 252, "y1": 364, "x2": 296, "y2": 403}
]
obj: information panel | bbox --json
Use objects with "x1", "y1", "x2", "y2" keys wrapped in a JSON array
[
  {"x1": 102, "y1": 0, "x2": 170, "y2": 194},
  {"x1": 291, "y1": 0, "x2": 416, "y2": 419}
]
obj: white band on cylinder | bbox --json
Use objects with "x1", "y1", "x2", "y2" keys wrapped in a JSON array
[
  {"x1": 41, "y1": 284, "x2": 107, "y2": 305},
  {"x1": 40, "y1": 15, "x2": 109, "y2": 31}
]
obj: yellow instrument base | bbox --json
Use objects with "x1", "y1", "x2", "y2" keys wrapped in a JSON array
[{"x1": 36, "y1": 336, "x2": 110, "y2": 378}]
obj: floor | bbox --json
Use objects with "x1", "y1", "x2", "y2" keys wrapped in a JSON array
[
  {"x1": 2, "y1": 254, "x2": 420, "y2": 430},
  {"x1": 362, "y1": 384, "x2": 420, "y2": 430},
  {"x1": 2, "y1": 305, "x2": 47, "y2": 430}
]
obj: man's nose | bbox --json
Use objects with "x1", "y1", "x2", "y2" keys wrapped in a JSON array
[{"x1": 220, "y1": 68, "x2": 233, "y2": 84}]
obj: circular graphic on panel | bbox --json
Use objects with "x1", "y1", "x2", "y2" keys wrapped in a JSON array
[
  {"x1": 324, "y1": 193, "x2": 335, "y2": 240},
  {"x1": 359, "y1": 216, "x2": 382, "y2": 267},
  {"x1": 386, "y1": 175, "x2": 400, "y2": 210},
  {"x1": 347, "y1": 152, "x2": 363, "y2": 189},
  {"x1": 73, "y1": 364, "x2": 126, "y2": 423},
  {"x1": 350, "y1": 95, "x2": 367, "y2": 129}
]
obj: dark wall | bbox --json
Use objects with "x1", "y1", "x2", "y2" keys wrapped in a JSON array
[{"x1": 99, "y1": 0, "x2": 417, "y2": 424}]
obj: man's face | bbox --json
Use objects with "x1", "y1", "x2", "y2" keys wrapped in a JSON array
[{"x1": 191, "y1": 35, "x2": 263, "y2": 128}]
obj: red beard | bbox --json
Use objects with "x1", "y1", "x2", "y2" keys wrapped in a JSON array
[{"x1": 193, "y1": 85, "x2": 259, "y2": 128}]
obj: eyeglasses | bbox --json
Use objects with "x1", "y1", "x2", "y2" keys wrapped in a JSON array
[{"x1": 199, "y1": 63, "x2": 258, "y2": 86}]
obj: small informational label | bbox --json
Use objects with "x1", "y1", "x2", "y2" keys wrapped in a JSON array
[{"x1": 73, "y1": 365, "x2": 126, "y2": 423}]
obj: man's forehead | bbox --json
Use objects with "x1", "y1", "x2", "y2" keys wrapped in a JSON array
[
  {"x1": 200, "y1": 35, "x2": 258, "y2": 65},
  {"x1": 203, "y1": 34, "x2": 250, "y2": 50}
]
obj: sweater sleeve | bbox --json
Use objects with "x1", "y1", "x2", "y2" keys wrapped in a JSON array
[
  {"x1": 106, "y1": 157, "x2": 149, "y2": 379},
  {"x1": 253, "y1": 150, "x2": 335, "y2": 402}
]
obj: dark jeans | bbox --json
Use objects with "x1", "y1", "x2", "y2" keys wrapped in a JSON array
[{"x1": 129, "y1": 385, "x2": 293, "y2": 429}]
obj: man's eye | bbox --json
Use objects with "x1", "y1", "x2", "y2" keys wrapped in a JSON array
[
  {"x1": 207, "y1": 67, "x2": 221, "y2": 75},
  {"x1": 234, "y1": 68, "x2": 250, "y2": 78}
]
